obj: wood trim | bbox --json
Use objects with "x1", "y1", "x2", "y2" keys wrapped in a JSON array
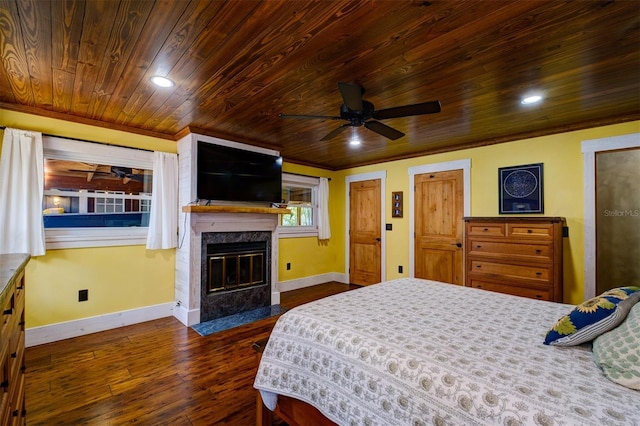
[
  {"x1": 0, "y1": 102, "x2": 175, "y2": 141},
  {"x1": 181, "y1": 205, "x2": 290, "y2": 214},
  {"x1": 463, "y1": 216, "x2": 565, "y2": 223}
]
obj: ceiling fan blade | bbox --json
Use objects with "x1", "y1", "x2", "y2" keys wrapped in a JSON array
[
  {"x1": 372, "y1": 100, "x2": 441, "y2": 120},
  {"x1": 320, "y1": 124, "x2": 350, "y2": 141},
  {"x1": 364, "y1": 121, "x2": 405, "y2": 140},
  {"x1": 279, "y1": 113, "x2": 342, "y2": 120},
  {"x1": 338, "y1": 82, "x2": 363, "y2": 111}
]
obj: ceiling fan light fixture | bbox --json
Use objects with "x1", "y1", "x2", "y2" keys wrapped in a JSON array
[
  {"x1": 349, "y1": 127, "x2": 361, "y2": 146},
  {"x1": 521, "y1": 94, "x2": 543, "y2": 105},
  {"x1": 150, "y1": 76, "x2": 175, "y2": 88}
]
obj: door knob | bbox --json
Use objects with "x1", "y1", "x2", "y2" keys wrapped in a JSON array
[
  {"x1": 375, "y1": 237, "x2": 381, "y2": 241},
  {"x1": 451, "y1": 242, "x2": 462, "y2": 248}
]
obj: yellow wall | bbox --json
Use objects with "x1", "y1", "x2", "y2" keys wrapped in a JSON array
[
  {"x1": 2, "y1": 107, "x2": 638, "y2": 330},
  {"x1": 1, "y1": 109, "x2": 177, "y2": 328},
  {"x1": 27, "y1": 246, "x2": 175, "y2": 325},
  {"x1": 278, "y1": 163, "x2": 343, "y2": 281},
  {"x1": 334, "y1": 120, "x2": 640, "y2": 304}
]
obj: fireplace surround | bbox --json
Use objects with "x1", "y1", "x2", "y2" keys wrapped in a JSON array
[
  {"x1": 173, "y1": 206, "x2": 282, "y2": 326},
  {"x1": 200, "y1": 232, "x2": 271, "y2": 322}
]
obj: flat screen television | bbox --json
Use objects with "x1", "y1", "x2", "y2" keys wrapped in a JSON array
[{"x1": 196, "y1": 141, "x2": 282, "y2": 203}]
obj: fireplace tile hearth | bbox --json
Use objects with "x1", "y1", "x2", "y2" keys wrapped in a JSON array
[{"x1": 191, "y1": 304, "x2": 286, "y2": 336}]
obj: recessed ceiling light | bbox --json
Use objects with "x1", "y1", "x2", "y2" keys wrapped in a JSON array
[
  {"x1": 521, "y1": 95, "x2": 543, "y2": 105},
  {"x1": 150, "y1": 76, "x2": 175, "y2": 88}
]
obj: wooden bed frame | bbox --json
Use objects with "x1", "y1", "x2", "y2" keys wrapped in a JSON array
[{"x1": 253, "y1": 338, "x2": 336, "y2": 426}]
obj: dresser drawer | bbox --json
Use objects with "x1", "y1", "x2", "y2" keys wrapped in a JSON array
[
  {"x1": 0, "y1": 294, "x2": 12, "y2": 341},
  {"x1": 507, "y1": 223, "x2": 554, "y2": 239},
  {"x1": 467, "y1": 239, "x2": 552, "y2": 260},
  {"x1": 470, "y1": 260, "x2": 551, "y2": 282},
  {"x1": 10, "y1": 362, "x2": 24, "y2": 426},
  {"x1": 469, "y1": 280, "x2": 553, "y2": 301},
  {"x1": 466, "y1": 223, "x2": 505, "y2": 237}
]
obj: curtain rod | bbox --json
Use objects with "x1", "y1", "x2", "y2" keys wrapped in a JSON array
[
  {"x1": 285, "y1": 171, "x2": 331, "y2": 181},
  {"x1": 0, "y1": 126, "x2": 155, "y2": 153}
]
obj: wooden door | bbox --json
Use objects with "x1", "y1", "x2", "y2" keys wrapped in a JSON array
[
  {"x1": 349, "y1": 179, "x2": 381, "y2": 285},
  {"x1": 414, "y1": 169, "x2": 464, "y2": 284}
]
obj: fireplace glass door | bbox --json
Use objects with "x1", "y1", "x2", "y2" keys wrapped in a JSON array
[{"x1": 206, "y1": 242, "x2": 266, "y2": 293}]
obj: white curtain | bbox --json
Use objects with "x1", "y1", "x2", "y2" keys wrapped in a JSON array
[
  {"x1": 0, "y1": 128, "x2": 46, "y2": 256},
  {"x1": 146, "y1": 151, "x2": 178, "y2": 249},
  {"x1": 318, "y1": 177, "x2": 331, "y2": 240}
]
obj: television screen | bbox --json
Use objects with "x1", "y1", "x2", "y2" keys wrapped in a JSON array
[{"x1": 197, "y1": 141, "x2": 282, "y2": 203}]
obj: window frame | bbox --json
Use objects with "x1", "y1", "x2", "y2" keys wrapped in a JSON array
[
  {"x1": 278, "y1": 173, "x2": 319, "y2": 238},
  {"x1": 43, "y1": 136, "x2": 154, "y2": 249}
]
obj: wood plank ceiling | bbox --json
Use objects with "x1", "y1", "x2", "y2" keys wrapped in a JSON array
[{"x1": 1, "y1": 0, "x2": 638, "y2": 170}]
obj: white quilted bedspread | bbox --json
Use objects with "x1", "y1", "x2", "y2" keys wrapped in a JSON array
[{"x1": 254, "y1": 278, "x2": 639, "y2": 426}]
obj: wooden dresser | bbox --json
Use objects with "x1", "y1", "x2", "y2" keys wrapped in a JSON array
[
  {"x1": 0, "y1": 254, "x2": 29, "y2": 426},
  {"x1": 464, "y1": 217, "x2": 565, "y2": 302}
]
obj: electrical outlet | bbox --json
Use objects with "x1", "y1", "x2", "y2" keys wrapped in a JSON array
[
  {"x1": 398, "y1": 265, "x2": 403, "y2": 273},
  {"x1": 79, "y1": 289, "x2": 88, "y2": 302},
  {"x1": 286, "y1": 262, "x2": 291, "y2": 270}
]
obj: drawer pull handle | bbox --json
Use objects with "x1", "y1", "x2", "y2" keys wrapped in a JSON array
[
  {"x1": 536, "y1": 272, "x2": 542, "y2": 276},
  {"x1": 483, "y1": 228, "x2": 489, "y2": 231},
  {"x1": 10, "y1": 352, "x2": 16, "y2": 358},
  {"x1": 12, "y1": 409, "x2": 18, "y2": 417},
  {"x1": 476, "y1": 285, "x2": 482, "y2": 289},
  {"x1": 535, "y1": 295, "x2": 542, "y2": 299},
  {"x1": 21, "y1": 365, "x2": 26, "y2": 372},
  {"x1": 527, "y1": 229, "x2": 533, "y2": 233},
  {"x1": 17, "y1": 285, "x2": 23, "y2": 290},
  {"x1": 476, "y1": 245, "x2": 482, "y2": 249},
  {"x1": 476, "y1": 265, "x2": 482, "y2": 269},
  {"x1": 535, "y1": 249, "x2": 542, "y2": 254},
  {"x1": 3, "y1": 308, "x2": 12, "y2": 315},
  {"x1": 0, "y1": 380, "x2": 8, "y2": 388}
]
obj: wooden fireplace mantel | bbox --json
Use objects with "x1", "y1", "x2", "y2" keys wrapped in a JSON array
[{"x1": 182, "y1": 205, "x2": 290, "y2": 215}]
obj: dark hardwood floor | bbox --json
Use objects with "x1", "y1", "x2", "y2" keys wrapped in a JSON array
[{"x1": 25, "y1": 282, "x2": 359, "y2": 425}]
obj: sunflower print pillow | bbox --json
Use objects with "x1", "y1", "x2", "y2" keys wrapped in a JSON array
[{"x1": 544, "y1": 286, "x2": 640, "y2": 346}]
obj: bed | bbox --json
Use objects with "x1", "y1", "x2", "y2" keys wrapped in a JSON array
[{"x1": 254, "y1": 278, "x2": 640, "y2": 425}]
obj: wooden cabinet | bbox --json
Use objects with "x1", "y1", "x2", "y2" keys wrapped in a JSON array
[
  {"x1": 0, "y1": 254, "x2": 29, "y2": 426},
  {"x1": 464, "y1": 217, "x2": 565, "y2": 302}
]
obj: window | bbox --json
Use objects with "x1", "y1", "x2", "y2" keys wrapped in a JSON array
[
  {"x1": 43, "y1": 136, "x2": 154, "y2": 249},
  {"x1": 279, "y1": 174, "x2": 319, "y2": 238},
  {"x1": 94, "y1": 191, "x2": 125, "y2": 213}
]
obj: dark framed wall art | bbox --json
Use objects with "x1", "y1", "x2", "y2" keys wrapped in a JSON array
[
  {"x1": 498, "y1": 163, "x2": 544, "y2": 214},
  {"x1": 392, "y1": 191, "x2": 403, "y2": 218}
]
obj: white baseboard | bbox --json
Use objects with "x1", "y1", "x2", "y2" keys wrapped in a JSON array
[
  {"x1": 173, "y1": 302, "x2": 200, "y2": 327},
  {"x1": 26, "y1": 302, "x2": 175, "y2": 347},
  {"x1": 26, "y1": 274, "x2": 348, "y2": 346},
  {"x1": 277, "y1": 272, "x2": 348, "y2": 293}
]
